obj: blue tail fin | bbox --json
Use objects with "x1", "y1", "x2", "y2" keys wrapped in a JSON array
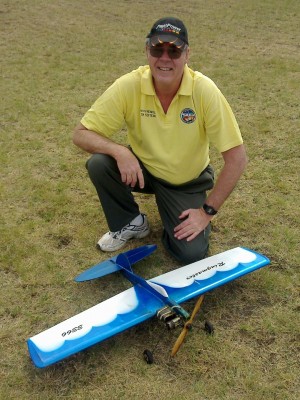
[{"x1": 116, "y1": 253, "x2": 132, "y2": 272}]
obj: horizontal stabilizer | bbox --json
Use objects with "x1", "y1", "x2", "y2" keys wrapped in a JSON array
[
  {"x1": 75, "y1": 244, "x2": 157, "y2": 282},
  {"x1": 75, "y1": 259, "x2": 120, "y2": 282},
  {"x1": 123, "y1": 244, "x2": 157, "y2": 265}
]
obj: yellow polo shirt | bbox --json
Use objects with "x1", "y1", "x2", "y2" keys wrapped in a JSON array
[{"x1": 81, "y1": 65, "x2": 243, "y2": 185}]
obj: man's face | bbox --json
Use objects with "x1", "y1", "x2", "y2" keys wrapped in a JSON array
[{"x1": 146, "y1": 42, "x2": 189, "y2": 88}]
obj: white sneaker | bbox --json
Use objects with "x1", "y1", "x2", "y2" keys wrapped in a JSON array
[{"x1": 97, "y1": 214, "x2": 150, "y2": 252}]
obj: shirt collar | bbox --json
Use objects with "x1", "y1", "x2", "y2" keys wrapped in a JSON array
[
  {"x1": 178, "y1": 65, "x2": 193, "y2": 95},
  {"x1": 141, "y1": 64, "x2": 193, "y2": 96},
  {"x1": 141, "y1": 67, "x2": 155, "y2": 95}
]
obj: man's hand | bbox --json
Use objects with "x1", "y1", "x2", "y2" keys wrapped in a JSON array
[
  {"x1": 115, "y1": 146, "x2": 145, "y2": 189},
  {"x1": 174, "y1": 208, "x2": 212, "y2": 242},
  {"x1": 73, "y1": 123, "x2": 144, "y2": 189}
]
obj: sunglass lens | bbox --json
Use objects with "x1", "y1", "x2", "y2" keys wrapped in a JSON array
[
  {"x1": 150, "y1": 47, "x2": 164, "y2": 58},
  {"x1": 149, "y1": 45, "x2": 183, "y2": 59},
  {"x1": 168, "y1": 47, "x2": 182, "y2": 59}
]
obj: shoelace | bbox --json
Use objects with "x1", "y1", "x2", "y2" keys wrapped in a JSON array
[
  {"x1": 111, "y1": 215, "x2": 145, "y2": 239},
  {"x1": 111, "y1": 224, "x2": 131, "y2": 239}
]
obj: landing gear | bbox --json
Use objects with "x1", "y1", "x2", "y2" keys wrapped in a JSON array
[
  {"x1": 204, "y1": 320, "x2": 214, "y2": 335},
  {"x1": 142, "y1": 306, "x2": 185, "y2": 364},
  {"x1": 143, "y1": 349, "x2": 154, "y2": 364}
]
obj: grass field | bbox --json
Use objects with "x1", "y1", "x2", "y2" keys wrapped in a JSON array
[{"x1": 1, "y1": 0, "x2": 299, "y2": 399}]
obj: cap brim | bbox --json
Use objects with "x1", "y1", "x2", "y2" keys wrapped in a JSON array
[{"x1": 149, "y1": 34, "x2": 185, "y2": 48}]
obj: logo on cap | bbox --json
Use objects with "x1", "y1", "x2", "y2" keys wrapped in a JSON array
[
  {"x1": 156, "y1": 23, "x2": 181, "y2": 35},
  {"x1": 180, "y1": 108, "x2": 196, "y2": 124}
]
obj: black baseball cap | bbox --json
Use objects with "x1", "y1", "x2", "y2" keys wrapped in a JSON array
[{"x1": 146, "y1": 17, "x2": 189, "y2": 48}]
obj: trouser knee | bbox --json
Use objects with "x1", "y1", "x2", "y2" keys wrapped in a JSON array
[
  {"x1": 162, "y1": 225, "x2": 211, "y2": 264},
  {"x1": 175, "y1": 242, "x2": 209, "y2": 264},
  {"x1": 86, "y1": 153, "x2": 118, "y2": 184}
]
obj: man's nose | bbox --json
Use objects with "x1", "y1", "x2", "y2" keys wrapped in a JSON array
[{"x1": 159, "y1": 48, "x2": 172, "y2": 59}]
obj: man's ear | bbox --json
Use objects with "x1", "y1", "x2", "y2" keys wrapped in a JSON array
[{"x1": 185, "y1": 47, "x2": 190, "y2": 63}]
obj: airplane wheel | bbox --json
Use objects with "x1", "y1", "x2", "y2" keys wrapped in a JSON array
[
  {"x1": 204, "y1": 321, "x2": 214, "y2": 335},
  {"x1": 143, "y1": 349, "x2": 154, "y2": 364}
]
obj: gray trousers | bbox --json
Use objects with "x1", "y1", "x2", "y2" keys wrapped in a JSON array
[{"x1": 86, "y1": 153, "x2": 214, "y2": 264}]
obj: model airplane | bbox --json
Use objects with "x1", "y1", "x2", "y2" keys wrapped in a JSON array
[{"x1": 27, "y1": 245, "x2": 270, "y2": 368}]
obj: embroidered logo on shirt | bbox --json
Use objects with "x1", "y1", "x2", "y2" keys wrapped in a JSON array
[
  {"x1": 180, "y1": 108, "x2": 196, "y2": 124},
  {"x1": 140, "y1": 109, "x2": 156, "y2": 118}
]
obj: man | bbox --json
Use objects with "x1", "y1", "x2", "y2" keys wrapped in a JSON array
[{"x1": 73, "y1": 17, "x2": 247, "y2": 264}]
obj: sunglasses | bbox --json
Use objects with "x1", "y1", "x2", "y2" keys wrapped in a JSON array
[{"x1": 149, "y1": 44, "x2": 185, "y2": 60}]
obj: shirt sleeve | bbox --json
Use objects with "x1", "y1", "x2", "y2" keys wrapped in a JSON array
[
  {"x1": 80, "y1": 80, "x2": 126, "y2": 137},
  {"x1": 201, "y1": 80, "x2": 243, "y2": 152}
]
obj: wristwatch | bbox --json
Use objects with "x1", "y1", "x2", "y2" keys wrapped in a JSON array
[{"x1": 202, "y1": 203, "x2": 218, "y2": 216}]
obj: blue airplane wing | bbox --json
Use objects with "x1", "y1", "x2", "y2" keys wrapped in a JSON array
[
  {"x1": 149, "y1": 247, "x2": 269, "y2": 303},
  {"x1": 27, "y1": 284, "x2": 164, "y2": 368},
  {"x1": 27, "y1": 247, "x2": 269, "y2": 368}
]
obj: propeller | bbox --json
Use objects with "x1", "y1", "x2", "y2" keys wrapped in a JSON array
[{"x1": 171, "y1": 295, "x2": 204, "y2": 357}]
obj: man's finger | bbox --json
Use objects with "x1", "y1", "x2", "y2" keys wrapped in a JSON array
[{"x1": 137, "y1": 169, "x2": 145, "y2": 189}]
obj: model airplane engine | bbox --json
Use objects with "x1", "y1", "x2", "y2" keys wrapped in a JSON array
[{"x1": 157, "y1": 306, "x2": 182, "y2": 330}]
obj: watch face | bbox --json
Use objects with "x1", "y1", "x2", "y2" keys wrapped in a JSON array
[{"x1": 203, "y1": 204, "x2": 217, "y2": 215}]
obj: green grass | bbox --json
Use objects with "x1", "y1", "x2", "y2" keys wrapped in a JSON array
[{"x1": 1, "y1": 0, "x2": 299, "y2": 399}]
